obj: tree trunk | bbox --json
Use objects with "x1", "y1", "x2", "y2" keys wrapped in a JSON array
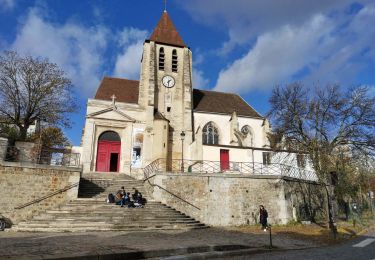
[
  {"x1": 18, "y1": 126, "x2": 28, "y2": 141},
  {"x1": 324, "y1": 185, "x2": 337, "y2": 238}
]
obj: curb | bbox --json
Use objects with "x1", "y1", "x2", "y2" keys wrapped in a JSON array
[{"x1": 12, "y1": 245, "x2": 271, "y2": 260}]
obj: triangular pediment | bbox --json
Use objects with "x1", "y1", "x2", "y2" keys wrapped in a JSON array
[{"x1": 87, "y1": 106, "x2": 136, "y2": 122}]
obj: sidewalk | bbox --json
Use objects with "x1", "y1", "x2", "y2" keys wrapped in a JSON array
[{"x1": 0, "y1": 228, "x2": 319, "y2": 259}]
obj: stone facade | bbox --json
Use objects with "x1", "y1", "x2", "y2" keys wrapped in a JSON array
[
  {"x1": 0, "y1": 137, "x2": 7, "y2": 161},
  {"x1": 0, "y1": 162, "x2": 80, "y2": 225},
  {"x1": 149, "y1": 173, "x2": 325, "y2": 226}
]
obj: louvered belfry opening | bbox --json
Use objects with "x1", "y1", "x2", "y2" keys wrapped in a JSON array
[
  {"x1": 159, "y1": 47, "x2": 165, "y2": 71},
  {"x1": 172, "y1": 49, "x2": 178, "y2": 72}
]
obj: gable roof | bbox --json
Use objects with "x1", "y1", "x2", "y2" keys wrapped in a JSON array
[
  {"x1": 193, "y1": 89, "x2": 263, "y2": 118},
  {"x1": 94, "y1": 77, "x2": 139, "y2": 104},
  {"x1": 148, "y1": 11, "x2": 186, "y2": 47},
  {"x1": 93, "y1": 77, "x2": 262, "y2": 118}
]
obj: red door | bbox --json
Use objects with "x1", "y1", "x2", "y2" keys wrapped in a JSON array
[
  {"x1": 96, "y1": 140, "x2": 121, "y2": 172},
  {"x1": 220, "y1": 149, "x2": 229, "y2": 171}
]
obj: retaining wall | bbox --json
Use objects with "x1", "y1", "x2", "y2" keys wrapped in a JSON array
[
  {"x1": 149, "y1": 173, "x2": 325, "y2": 226},
  {"x1": 0, "y1": 162, "x2": 81, "y2": 225}
]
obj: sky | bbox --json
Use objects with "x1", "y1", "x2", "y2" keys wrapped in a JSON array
[{"x1": 0, "y1": 0, "x2": 374, "y2": 145}]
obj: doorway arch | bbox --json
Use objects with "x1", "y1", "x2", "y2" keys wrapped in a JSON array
[{"x1": 96, "y1": 131, "x2": 121, "y2": 172}]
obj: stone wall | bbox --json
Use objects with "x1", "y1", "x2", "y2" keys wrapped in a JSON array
[
  {"x1": 14, "y1": 141, "x2": 38, "y2": 163},
  {"x1": 0, "y1": 138, "x2": 7, "y2": 161},
  {"x1": 148, "y1": 173, "x2": 325, "y2": 226},
  {"x1": 0, "y1": 162, "x2": 81, "y2": 225}
]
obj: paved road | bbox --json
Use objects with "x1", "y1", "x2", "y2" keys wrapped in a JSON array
[{"x1": 246, "y1": 229, "x2": 375, "y2": 260}]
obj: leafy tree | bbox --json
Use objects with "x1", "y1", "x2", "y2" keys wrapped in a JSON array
[
  {"x1": 30, "y1": 126, "x2": 70, "y2": 148},
  {"x1": 0, "y1": 51, "x2": 78, "y2": 141},
  {"x1": 268, "y1": 83, "x2": 375, "y2": 234}
]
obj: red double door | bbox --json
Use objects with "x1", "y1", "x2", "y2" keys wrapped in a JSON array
[
  {"x1": 96, "y1": 140, "x2": 121, "y2": 172},
  {"x1": 220, "y1": 149, "x2": 230, "y2": 171}
]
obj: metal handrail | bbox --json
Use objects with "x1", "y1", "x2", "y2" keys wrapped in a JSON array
[
  {"x1": 143, "y1": 158, "x2": 318, "y2": 181},
  {"x1": 14, "y1": 182, "x2": 80, "y2": 210}
]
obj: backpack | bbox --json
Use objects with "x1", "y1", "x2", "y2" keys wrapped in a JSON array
[{"x1": 108, "y1": 193, "x2": 115, "y2": 203}]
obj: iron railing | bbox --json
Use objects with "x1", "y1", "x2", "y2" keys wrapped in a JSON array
[
  {"x1": 14, "y1": 182, "x2": 80, "y2": 210},
  {"x1": 143, "y1": 158, "x2": 318, "y2": 182},
  {"x1": 0, "y1": 145, "x2": 80, "y2": 167}
]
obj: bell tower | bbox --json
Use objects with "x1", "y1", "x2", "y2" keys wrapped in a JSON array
[{"x1": 138, "y1": 11, "x2": 193, "y2": 162}]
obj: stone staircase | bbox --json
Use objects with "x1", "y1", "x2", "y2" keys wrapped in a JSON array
[{"x1": 12, "y1": 173, "x2": 206, "y2": 232}]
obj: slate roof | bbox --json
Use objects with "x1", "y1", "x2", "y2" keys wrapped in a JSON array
[
  {"x1": 93, "y1": 77, "x2": 262, "y2": 118},
  {"x1": 148, "y1": 11, "x2": 186, "y2": 47},
  {"x1": 192, "y1": 89, "x2": 263, "y2": 118},
  {"x1": 94, "y1": 77, "x2": 139, "y2": 104}
]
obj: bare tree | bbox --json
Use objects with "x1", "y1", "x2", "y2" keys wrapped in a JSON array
[
  {"x1": 0, "y1": 51, "x2": 77, "y2": 141},
  {"x1": 268, "y1": 83, "x2": 375, "y2": 234}
]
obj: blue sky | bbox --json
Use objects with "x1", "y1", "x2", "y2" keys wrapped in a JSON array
[{"x1": 0, "y1": 0, "x2": 374, "y2": 145}]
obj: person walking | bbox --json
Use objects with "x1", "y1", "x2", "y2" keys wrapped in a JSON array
[{"x1": 259, "y1": 205, "x2": 268, "y2": 231}]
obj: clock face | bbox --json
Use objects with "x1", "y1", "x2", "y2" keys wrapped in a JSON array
[{"x1": 162, "y1": 75, "x2": 175, "y2": 88}]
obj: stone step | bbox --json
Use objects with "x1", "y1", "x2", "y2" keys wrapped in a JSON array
[
  {"x1": 13, "y1": 173, "x2": 207, "y2": 233},
  {"x1": 18, "y1": 219, "x2": 201, "y2": 226},
  {"x1": 12, "y1": 225, "x2": 208, "y2": 233},
  {"x1": 65, "y1": 202, "x2": 158, "y2": 206},
  {"x1": 53, "y1": 207, "x2": 182, "y2": 213},
  {"x1": 19, "y1": 219, "x2": 200, "y2": 226},
  {"x1": 44, "y1": 211, "x2": 186, "y2": 216},
  {"x1": 33, "y1": 215, "x2": 195, "y2": 221},
  {"x1": 16, "y1": 222, "x2": 205, "y2": 228}
]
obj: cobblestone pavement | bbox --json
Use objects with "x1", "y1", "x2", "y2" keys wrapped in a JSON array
[{"x1": 0, "y1": 228, "x2": 318, "y2": 259}]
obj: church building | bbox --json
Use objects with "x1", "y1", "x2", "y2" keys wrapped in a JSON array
[{"x1": 79, "y1": 11, "x2": 307, "y2": 179}]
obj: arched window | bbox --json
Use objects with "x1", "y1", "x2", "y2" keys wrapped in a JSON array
[
  {"x1": 159, "y1": 47, "x2": 165, "y2": 71},
  {"x1": 172, "y1": 49, "x2": 178, "y2": 72},
  {"x1": 202, "y1": 122, "x2": 219, "y2": 145},
  {"x1": 98, "y1": 131, "x2": 121, "y2": 142},
  {"x1": 241, "y1": 125, "x2": 253, "y2": 146}
]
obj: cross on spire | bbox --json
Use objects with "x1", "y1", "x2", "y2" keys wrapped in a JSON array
[{"x1": 111, "y1": 94, "x2": 117, "y2": 106}]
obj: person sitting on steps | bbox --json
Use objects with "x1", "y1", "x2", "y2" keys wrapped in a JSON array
[
  {"x1": 132, "y1": 188, "x2": 144, "y2": 208},
  {"x1": 115, "y1": 186, "x2": 126, "y2": 207}
]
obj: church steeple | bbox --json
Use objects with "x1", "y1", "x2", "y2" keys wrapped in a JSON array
[{"x1": 149, "y1": 12, "x2": 186, "y2": 47}]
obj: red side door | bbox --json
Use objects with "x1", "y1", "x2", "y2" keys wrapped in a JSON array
[{"x1": 220, "y1": 149, "x2": 229, "y2": 171}]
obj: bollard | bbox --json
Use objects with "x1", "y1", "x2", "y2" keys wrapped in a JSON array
[{"x1": 268, "y1": 225, "x2": 273, "y2": 249}]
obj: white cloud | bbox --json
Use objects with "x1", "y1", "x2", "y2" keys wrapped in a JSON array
[
  {"x1": 213, "y1": 3, "x2": 375, "y2": 93},
  {"x1": 114, "y1": 28, "x2": 148, "y2": 80},
  {"x1": 0, "y1": 0, "x2": 15, "y2": 10},
  {"x1": 11, "y1": 7, "x2": 109, "y2": 96},
  {"x1": 193, "y1": 69, "x2": 209, "y2": 89},
  {"x1": 214, "y1": 15, "x2": 334, "y2": 92},
  {"x1": 178, "y1": 0, "x2": 366, "y2": 54}
]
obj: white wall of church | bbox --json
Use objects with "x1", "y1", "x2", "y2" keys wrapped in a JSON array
[{"x1": 193, "y1": 112, "x2": 268, "y2": 148}]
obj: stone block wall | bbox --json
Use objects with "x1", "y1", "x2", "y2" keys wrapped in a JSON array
[
  {"x1": 0, "y1": 162, "x2": 81, "y2": 225},
  {"x1": 14, "y1": 141, "x2": 38, "y2": 163},
  {"x1": 149, "y1": 173, "x2": 325, "y2": 226},
  {"x1": 283, "y1": 180, "x2": 327, "y2": 222},
  {"x1": 0, "y1": 138, "x2": 8, "y2": 161}
]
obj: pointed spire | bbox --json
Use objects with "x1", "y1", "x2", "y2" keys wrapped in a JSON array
[{"x1": 149, "y1": 12, "x2": 186, "y2": 47}]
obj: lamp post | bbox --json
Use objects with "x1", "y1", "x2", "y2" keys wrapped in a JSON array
[{"x1": 180, "y1": 131, "x2": 185, "y2": 172}]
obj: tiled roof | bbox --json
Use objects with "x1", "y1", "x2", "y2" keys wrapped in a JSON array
[
  {"x1": 93, "y1": 77, "x2": 262, "y2": 118},
  {"x1": 193, "y1": 89, "x2": 263, "y2": 118},
  {"x1": 94, "y1": 77, "x2": 139, "y2": 104},
  {"x1": 149, "y1": 12, "x2": 186, "y2": 47}
]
